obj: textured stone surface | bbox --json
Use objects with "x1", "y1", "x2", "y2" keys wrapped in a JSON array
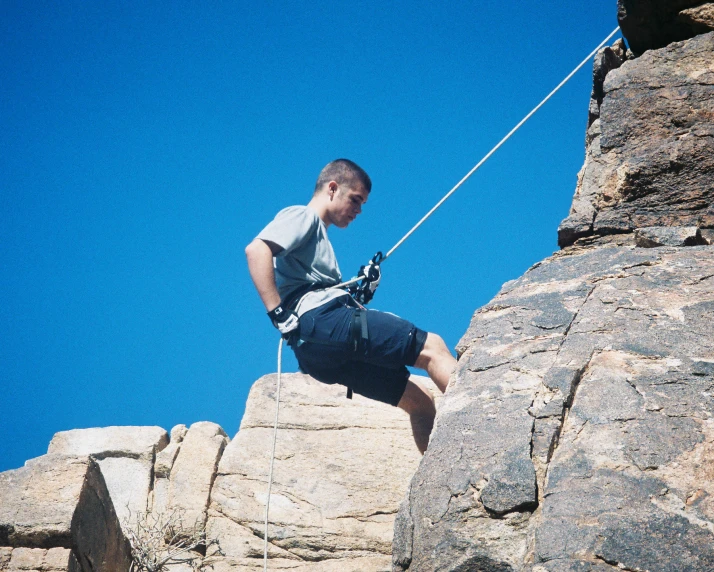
[
  {"x1": 558, "y1": 32, "x2": 714, "y2": 248},
  {"x1": 635, "y1": 225, "x2": 707, "y2": 247},
  {"x1": 48, "y1": 426, "x2": 168, "y2": 529},
  {"x1": 587, "y1": 39, "x2": 627, "y2": 131},
  {"x1": 393, "y1": 246, "x2": 714, "y2": 570},
  {"x1": 617, "y1": 0, "x2": 706, "y2": 54},
  {"x1": 679, "y1": 3, "x2": 714, "y2": 31},
  {"x1": 150, "y1": 424, "x2": 188, "y2": 515},
  {"x1": 47, "y1": 426, "x2": 168, "y2": 458},
  {"x1": 0, "y1": 455, "x2": 130, "y2": 571},
  {"x1": 168, "y1": 421, "x2": 228, "y2": 528},
  {"x1": 0, "y1": 456, "x2": 92, "y2": 548},
  {"x1": 208, "y1": 373, "x2": 429, "y2": 571},
  {"x1": 0, "y1": 547, "x2": 78, "y2": 571}
]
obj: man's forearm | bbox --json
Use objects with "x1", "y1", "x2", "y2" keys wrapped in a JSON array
[{"x1": 245, "y1": 239, "x2": 281, "y2": 312}]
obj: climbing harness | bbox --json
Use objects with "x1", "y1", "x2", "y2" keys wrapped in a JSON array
[{"x1": 262, "y1": 25, "x2": 621, "y2": 570}]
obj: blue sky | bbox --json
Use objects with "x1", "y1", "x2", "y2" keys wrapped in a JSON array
[{"x1": 1, "y1": 1, "x2": 619, "y2": 471}]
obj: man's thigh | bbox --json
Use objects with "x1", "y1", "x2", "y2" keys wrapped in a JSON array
[
  {"x1": 362, "y1": 307, "x2": 427, "y2": 369},
  {"x1": 293, "y1": 300, "x2": 427, "y2": 370}
]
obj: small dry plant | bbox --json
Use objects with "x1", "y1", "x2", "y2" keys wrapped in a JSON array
[{"x1": 123, "y1": 508, "x2": 220, "y2": 571}]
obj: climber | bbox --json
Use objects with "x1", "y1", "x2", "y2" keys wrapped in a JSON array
[{"x1": 245, "y1": 159, "x2": 457, "y2": 453}]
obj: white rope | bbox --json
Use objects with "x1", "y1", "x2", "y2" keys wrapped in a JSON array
[
  {"x1": 382, "y1": 25, "x2": 621, "y2": 262},
  {"x1": 263, "y1": 337, "x2": 283, "y2": 571},
  {"x1": 331, "y1": 26, "x2": 621, "y2": 291}
]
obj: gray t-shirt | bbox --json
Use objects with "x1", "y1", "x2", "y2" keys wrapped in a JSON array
[{"x1": 256, "y1": 205, "x2": 349, "y2": 315}]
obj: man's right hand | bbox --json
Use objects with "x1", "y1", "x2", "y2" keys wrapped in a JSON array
[{"x1": 267, "y1": 304, "x2": 299, "y2": 337}]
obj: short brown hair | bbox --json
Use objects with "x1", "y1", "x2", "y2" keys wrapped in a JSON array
[{"x1": 314, "y1": 159, "x2": 372, "y2": 195}]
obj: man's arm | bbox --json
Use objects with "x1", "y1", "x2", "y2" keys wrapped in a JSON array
[{"x1": 245, "y1": 238, "x2": 283, "y2": 312}]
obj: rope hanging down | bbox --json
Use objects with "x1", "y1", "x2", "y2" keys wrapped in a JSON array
[
  {"x1": 263, "y1": 338, "x2": 283, "y2": 571},
  {"x1": 263, "y1": 25, "x2": 622, "y2": 570}
]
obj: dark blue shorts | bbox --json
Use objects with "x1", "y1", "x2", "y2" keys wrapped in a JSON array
[{"x1": 290, "y1": 296, "x2": 428, "y2": 406}]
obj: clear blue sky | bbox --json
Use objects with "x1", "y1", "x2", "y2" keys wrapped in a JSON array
[{"x1": 1, "y1": 1, "x2": 620, "y2": 471}]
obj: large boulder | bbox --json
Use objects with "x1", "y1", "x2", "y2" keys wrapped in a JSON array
[
  {"x1": 558, "y1": 32, "x2": 714, "y2": 248},
  {"x1": 0, "y1": 455, "x2": 131, "y2": 571},
  {"x1": 394, "y1": 245, "x2": 714, "y2": 570},
  {"x1": 167, "y1": 421, "x2": 228, "y2": 528},
  {"x1": 206, "y1": 373, "x2": 431, "y2": 571},
  {"x1": 48, "y1": 426, "x2": 168, "y2": 529}
]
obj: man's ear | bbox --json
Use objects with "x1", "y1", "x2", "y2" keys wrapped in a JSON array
[{"x1": 328, "y1": 181, "x2": 338, "y2": 199}]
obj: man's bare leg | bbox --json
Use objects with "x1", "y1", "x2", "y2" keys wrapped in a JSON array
[
  {"x1": 398, "y1": 333, "x2": 457, "y2": 453},
  {"x1": 397, "y1": 378, "x2": 436, "y2": 454},
  {"x1": 414, "y1": 333, "x2": 457, "y2": 393}
]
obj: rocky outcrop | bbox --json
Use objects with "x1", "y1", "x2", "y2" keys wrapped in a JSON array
[
  {"x1": 617, "y1": 0, "x2": 713, "y2": 54},
  {"x1": 1, "y1": 375, "x2": 426, "y2": 571},
  {"x1": 206, "y1": 373, "x2": 430, "y2": 572},
  {"x1": 394, "y1": 15, "x2": 714, "y2": 572},
  {"x1": 559, "y1": 31, "x2": 714, "y2": 248},
  {"x1": 167, "y1": 422, "x2": 228, "y2": 529},
  {"x1": 679, "y1": 3, "x2": 714, "y2": 31},
  {"x1": 0, "y1": 455, "x2": 131, "y2": 571},
  {"x1": 394, "y1": 244, "x2": 714, "y2": 571},
  {"x1": 150, "y1": 424, "x2": 187, "y2": 515},
  {"x1": 48, "y1": 426, "x2": 168, "y2": 529}
]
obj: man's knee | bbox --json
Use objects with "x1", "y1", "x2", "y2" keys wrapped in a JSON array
[{"x1": 414, "y1": 332, "x2": 450, "y2": 369}]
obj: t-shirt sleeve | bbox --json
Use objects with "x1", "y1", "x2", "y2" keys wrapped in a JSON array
[{"x1": 256, "y1": 206, "x2": 317, "y2": 257}]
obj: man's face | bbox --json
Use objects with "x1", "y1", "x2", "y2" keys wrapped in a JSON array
[{"x1": 328, "y1": 183, "x2": 369, "y2": 228}]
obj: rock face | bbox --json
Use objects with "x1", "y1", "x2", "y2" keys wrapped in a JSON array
[
  {"x1": 558, "y1": 32, "x2": 714, "y2": 248},
  {"x1": 0, "y1": 547, "x2": 79, "y2": 571},
  {"x1": 168, "y1": 421, "x2": 228, "y2": 529},
  {"x1": 1, "y1": 375, "x2": 427, "y2": 571},
  {"x1": 394, "y1": 19, "x2": 714, "y2": 572},
  {"x1": 48, "y1": 426, "x2": 168, "y2": 528},
  {"x1": 394, "y1": 244, "x2": 714, "y2": 571},
  {"x1": 206, "y1": 373, "x2": 429, "y2": 572},
  {"x1": 0, "y1": 455, "x2": 131, "y2": 571},
  {"x1": 679, "y1": 3, "x2": 714, "y2": 31}
]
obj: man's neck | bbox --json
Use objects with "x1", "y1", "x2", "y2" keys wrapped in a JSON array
[{"x1": 307, "y1": 195, "x2": 331, "y2": 227}]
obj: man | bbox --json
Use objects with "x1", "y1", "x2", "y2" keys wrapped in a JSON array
[{"x1": 245, "y1": 159, "x2": 456, "y2": 453}]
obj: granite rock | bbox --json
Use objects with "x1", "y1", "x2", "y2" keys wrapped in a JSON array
[
  {"x1": 47, "y1": 426, "x2": 168, "y2": 459},
  {"x1": 635, "y1": 225, "x2": 707, "y2": 247},
  {"x1": 207, "y1": 373, "x2": 430, "y2": 571},
  {"x1": 679, "y1": 3, "x2": 714, "y2": 31},
  {"x1": 0, "y1": 547, "x2": 79, "y2": 571},
  {"x1": 0, "y1": 455, "x2": 131, "y2": 571},
  {"x1": 558, "y1": 32, "x2": 714, "y2": 248},
  {"x1": 168, "y1": 422, "x2": 228, "y2": 529},
  {"x1": 151, "y1": 424, "x2": 188, "y2": 515},
  {"x1": 48, "y1": 426, "x2": 168, "y2": 529},
  {"x1": 587, "y1": 39, "x2": 627, "y2": 131},
  {"x1": 393, "y1": 246, "x2": 714, "y2": 570}
]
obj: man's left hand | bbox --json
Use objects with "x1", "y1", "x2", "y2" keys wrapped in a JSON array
[{"x1": 353, "y1": 260, "x2": 381, "y2": 305}]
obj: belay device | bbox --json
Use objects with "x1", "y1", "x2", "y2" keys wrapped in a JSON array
[{"x1": 348, "y1": 251, "x2": 383, "y2": 306}]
